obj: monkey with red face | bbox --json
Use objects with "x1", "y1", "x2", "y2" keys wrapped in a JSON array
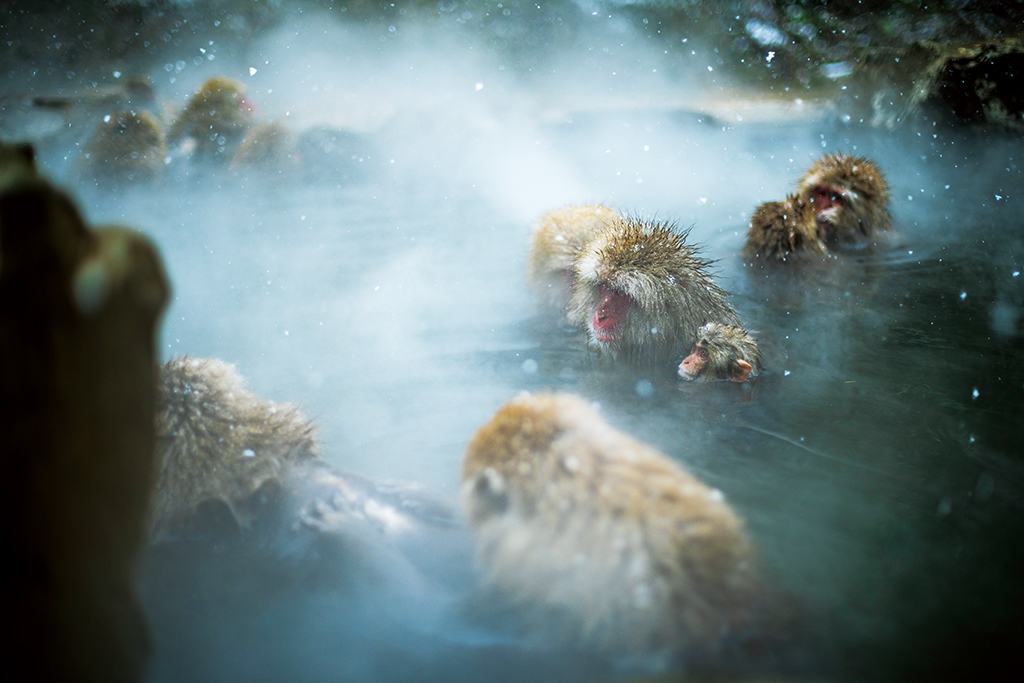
[
  {"x1": 797, "y1": 153, "x2": 891, "y2": 245},
  {"x1": 567, "y1": 216, "x2": 743, "y2": 364},
  {"x1": 745, "y1": 153, "x2": 890, "y2": 262}
]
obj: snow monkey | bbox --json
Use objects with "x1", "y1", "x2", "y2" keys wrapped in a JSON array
[
  {"x1": 167, "y1": 76, "x2": 255, "y2": 160},
  {"x1": 567, "y1": 216, "x2": 743, "y2": 363},
  {"x1": 230, "y1": 120, "x2": 297, "y2": 169},
  {"x1": 743, "y1": 194, "x2": 826, "y2": 262},
  {"x1": 461, "y1": 392, "x2": 761, "y2": 657},
  {"x1": 81, "y1": 109, "x2": 167, "y2": 182},
  {"x1": 796, "y1": 153, "x2": 891, "y2": 245},
  {"x1": 678, "y1": 322, "x2": 762, "y2": 383},
  {"x1": 152, "y1": 356, "x2": 319, "y2": 540},
  {"x1": 744, "y1": 154, "x2": 890, "y2": 261},
  {"x1": 526, "y1": 203, "x2": 621, "y2": 308}
]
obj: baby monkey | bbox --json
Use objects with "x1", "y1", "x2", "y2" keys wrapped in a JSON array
[
  {"x1": 745, "y1": 153, "x2": 890, "y2": 261},
  {"x1": 679, "y1": 322, "x2": 762, "y2": 383},
  {"x1": 462, "y1": 392, "x2": 760, "y2": 657}
]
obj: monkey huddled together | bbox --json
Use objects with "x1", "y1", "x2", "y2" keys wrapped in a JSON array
[
  {"x1": 527, "y1": 152, "x2": 891, "y2": 382},
  {"x1": 744, "y1": 153, "x2": 892, "y2": 262}
]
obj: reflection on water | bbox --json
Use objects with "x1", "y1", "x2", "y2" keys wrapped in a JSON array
[{"x1": 7, "y1": 6, "x2": 1024, "y2": 681}]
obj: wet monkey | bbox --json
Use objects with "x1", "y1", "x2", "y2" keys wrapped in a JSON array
[
  {"x1": 81, "y1": 109, "x2": 167, "y2": 183},
  {"x1": 167, "y1": 76, "x2": 255, "y2": 160},
  {"x1": 461, "y1": 392, "x2": 761, "y2": 657},
  {"x1": 526, "y1": 204, "x2": 621, "y2": 308},
  {"x1": 797, "y1": 153, "x2": 891, "y2": 244},
  {"x1": 743, "y1": 194, "x2": 825, "y2": 262},
  {"x1": 744, "y1": 153, "x2": 891, "y2": 261},
  {"x1": 567, "y1": 216, "x2": 742, "y2": 363},
  {"x1": 152, "y1": 356, "x2": 319, "y2": 540},
  {"x1": 678, "y1": 322, "x2": 762, "y2": 383}
]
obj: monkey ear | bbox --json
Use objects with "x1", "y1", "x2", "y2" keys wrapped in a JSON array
[{"x1": 730, "y1": 360, "x2": 753, "y2": 383}]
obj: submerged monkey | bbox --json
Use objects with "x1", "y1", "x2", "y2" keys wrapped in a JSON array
[
  {"x1": 461, "y1": 392, "x2": 761, "y2": 658},
  {"x1": 568, "y1": 216, "x2": 743, "y2": 363},
  {"x1": 745, "y1": 153, "x2": 891, "y2": 262},
  {"x1": 678, "y1": 322, "x2": 762, "y2": 383},
  {"x1": 152, "y1": 356, "x2": 319, "y2": 539},
  {"x1": 81, "y1": 109, "x2": 167, "y2": 183},
  {"x1": 167, "y1": 76, "x2": 254, "y2": 160},
  {"x1": 526, "y1": 204, "x2": 621, "y2": 308}
]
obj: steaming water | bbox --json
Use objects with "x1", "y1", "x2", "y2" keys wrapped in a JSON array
[{"x1": 7, "y1": 8, "x2": 1024, "y2": 682}]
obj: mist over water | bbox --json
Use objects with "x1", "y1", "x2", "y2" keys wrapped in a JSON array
[{"x1": 6, "y1": 4, "x2": 1024, "y2": 680}]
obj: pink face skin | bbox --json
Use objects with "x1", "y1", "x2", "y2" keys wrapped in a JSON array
[
  {"x1": 592, "y1": 284, "x2": 630, "y2": 343},
  {"x1": 238, "y1": 95, "x2": 256, "y2": 115},
  {"x1": 811, "y1": 185, "x2": 845, "y2": 238},
  {"x1": 677, "y1": 346, "x2": 708, "y2": 380}
]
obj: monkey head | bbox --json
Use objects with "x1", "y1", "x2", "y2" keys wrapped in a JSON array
[
  {"x1": 679, "y1": 322, "x2": 761, "y2": 383},
  {"x1": 797, "y1": 153, "x2": 891, "y2": 244},
  {"x1": 568, "y1": 217, "x2": 740, "y2": 362}
]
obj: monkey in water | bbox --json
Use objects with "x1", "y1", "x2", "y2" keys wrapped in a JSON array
[
  {"x1": 568, "y1": 216, "x2": 743, "y2": 363},
  {"x1": 461, "y1": 392, "x2": 760, "y2": 657},
  {"x1": 526, "y1": 204, "x2": 621, "y2": 308},
  {"x1": 81, "y1": 109, "x2": 167, "y2": 183},
  {"x1": 167, "y1": 76, "x2": 255, "y2": 160},
  {"x1": 678, "y1": 322, "x2": 762, "y2": 383},
  {"x1": 744, "y1": 153, "x2": 890, "y2": 262},
  {"x1": 796, "y1": 153, "x2": 891, "y2": 245},
  {"x1": 152, "y1": 356, "x2": 319, "y2": 540},
  {"x1": 743, "y1": 194, "x2": 826, "y2": 263}
]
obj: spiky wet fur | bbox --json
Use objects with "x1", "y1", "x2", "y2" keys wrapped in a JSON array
[
  {"x1": 743, "y1": 194, "x2": 826, "y2": 262},
  {"x1": 568, "y1": 216, "x2": 741, "y2": 362},
  {"x1": 462, "y1": 392, "x2": 759, "y2": 655},
  {"x1": 526, "y1": 204, "x2": 621, "y2": 308},
  {"x1": 152, "y1": 356, "x2": 319, "y2": 539},
  {"x1": 796, "y1": 153, "x2": 891, "y2": 243},
  {"x1": 691, "y1": 322, "x2": 762, "y2": 381}
]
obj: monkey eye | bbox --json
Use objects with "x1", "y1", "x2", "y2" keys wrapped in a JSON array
[
  {"x1": 698, "y1": 348, "x2": 709, "y2": 361},
  {"x1": 830, "y1": 192, "x2": 845, "y2": 204}
]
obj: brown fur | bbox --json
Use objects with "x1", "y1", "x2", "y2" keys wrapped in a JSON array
[
  {"x1": 152, "y1": 356, "x2": 319, "y2": 540},
  {"x1": 1, "y1": 141, "x2": 169, "y2": 681},
  {"x1": 462, "y1": 392, "x2": 760, "y2": 655},
  {"x1": 167, "y1": 76, "x2": 254, "y2": 159},
  {"x1": 796, "y1": 153, "x2": 891, "y2": 244},
  {"x1": 81, "y1": 109, "x2": 167, "y2": 182},
  {"x1": 679, "y1": 322, "x2": 762, "y2": 383},
  {"x1": 526, "y1": 204, "x2": 621, "y2": 307},
  {"x1": 231, "y1": 120, "x2": 297, "y2": 168},
  {"x1": 743, "y1": 194, "x2": 826, "y2": 262},
  {"x1": 568, "y1": 216, "x2": 742, "y2": 362}
]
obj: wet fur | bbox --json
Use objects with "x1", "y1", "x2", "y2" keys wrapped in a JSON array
[
  {"x1": 683, "y1": 322, "x2": 762, "y2": 382},
  {"x1": 152, "y1": 356, "x2": 319, "y2": 540},
  {"x1": 796, "y1": 153, "x2": 891, "y2": 243},
  {"x1": 462, "y1": 392, "x2": 760, "y2": 656},
  {"x1": 526, "y1": 204, "x2": 620, "y2": 307},
  {"x1": 167, "y1": 76, "x2": 252, "y2": 159},
  {"x1": 743, "y1": 194, "x2": 825, "y2": 262},
  {"x1": 81, "y1": 109, "x2": 167, "y2": 182},
  {"x1": 569, "y1": 216, "x2": 741, "y2": 362}
]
